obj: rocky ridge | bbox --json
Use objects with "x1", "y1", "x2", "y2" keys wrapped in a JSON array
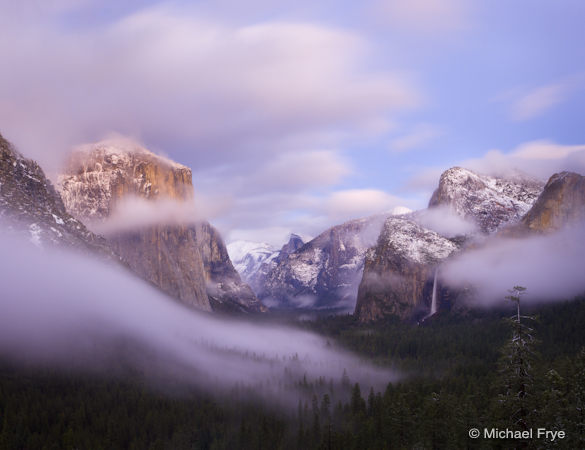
[{"x1": 0, "y1": 133, "x2": 113, "y2": 257}]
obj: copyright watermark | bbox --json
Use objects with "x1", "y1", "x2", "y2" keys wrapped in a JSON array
[
  {"x1": 468, "y1": 428, "x2": 480, "y2": 438},
  {"x1": 468, "y1": 428, "x2": 566, "y2": 441}
]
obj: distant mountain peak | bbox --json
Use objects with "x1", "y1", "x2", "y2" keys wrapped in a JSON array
[{"x1": 227, "y1": 233, "x2": 307, "y2": 297}]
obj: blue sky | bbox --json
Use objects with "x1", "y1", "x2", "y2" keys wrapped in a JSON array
[{"x1": 1, "y1": 0, "x2": 584, "y2": 245}]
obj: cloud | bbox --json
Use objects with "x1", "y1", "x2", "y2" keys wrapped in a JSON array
[
  {"x1": 0, "y1": 2, "x2": 425, "y2": 250},
  {"x1": 0, "y1": 4, "x2": 420, "y2": 173},
  {"x1": 402, "y1": 139, "x2": 585, "y2": 211},
  {"x1": 389, "y1": 123, "x2": 443, "y2": 152},
  {"x1": 511, "y1": 140, "x2": 585, "y2": 160},
  {"x1": 406, "y1": 139, "x2": 585, "y2": 195},
  {"x1": 88, "y1": 195, "x2": 233, "y2": 234},
  {"x1": 503, "y1": 73, "x2": 585, "y2": 122},
  {"x1": 371, "y1": 0, "x2": 472, "y2": 33},
  {"x1": 228, "y1": 226, "x2": 306, "y2": 248},
  {"x1": 252, "y1": 150, "x2": 351, "y2": 192},
  {"x1": 510, "y1": 83, "x2": 570, "y2": 121},
  {"x1": 413, "y1": 205, "x2": 478, "y2": 237},
  {"x1": 210, "y1": 187, "x2": 413, "y2": 247},
  {"x1": 325, "y1": 189, "x2": 406, "y2": 222},
  {"x1": 441, "y1": 226, "x2": 585, "y2": 306},
  {"x1": 0, "y1": 235, "x2": 395, "y2": 404},
  {"x1": 462, "y1": 140, "x2": 585, "y2": 180}
]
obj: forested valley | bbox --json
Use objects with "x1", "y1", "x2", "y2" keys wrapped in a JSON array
[{"x1": 1, "y1": 296, "x2": 584, "y2": 449}]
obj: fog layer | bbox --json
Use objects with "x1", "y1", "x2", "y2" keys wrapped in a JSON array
[
  {"x1": 442, "y1": 226, "x2": 585, "y2": 306},
  {"x1": 0, "y1": 236, "x2": 394, "y2": 403}
]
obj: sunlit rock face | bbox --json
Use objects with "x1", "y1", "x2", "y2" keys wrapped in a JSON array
[
  {"x1": 0, "y1": 132, "x2": 113, "y2": 257},
  {"x1": 354, "y1": 217, "x2": 459, "y2": 322},
  {"x1": 58, "y1": 140, "x2": 264, "y2": 313},
  {"x1": 429, "y1": 167, "x2": 543, "y2": 234},
  {"x1": 59, "y1": 142, "x2": 193, "y2": 221},
  {"x1": 520, "y1": 172, "x2": 585, "y2": 233}
]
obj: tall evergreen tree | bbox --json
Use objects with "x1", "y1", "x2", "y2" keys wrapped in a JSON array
[{"x1": 498, "y1": 286, "x2": 537, "y2": 434}]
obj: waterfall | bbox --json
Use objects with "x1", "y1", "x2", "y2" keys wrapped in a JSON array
[
  {"x1": 422, "y1": 268, "x2": 439, "y2": 322},
  {"x1": 430, "y1": 268, "x2": 438, "y2": 316}
]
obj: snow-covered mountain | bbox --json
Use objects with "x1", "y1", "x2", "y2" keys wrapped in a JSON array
[
  {"x1": 429, "y1": 167, "x2": 543, "y2": 234},
  {"x1": 227, "y1": 241, "x2": 279, "y2": 281},
  {"x1": 228, "y1": 234, "x2": 305, "y2": 294},
  {"x1": 353, "y1": 168, "x2": 546, "y2": 321}
]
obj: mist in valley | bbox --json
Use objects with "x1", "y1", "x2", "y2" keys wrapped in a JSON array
[
  {"x1": 0, "y1": 235, "x2": 396, "y2": 407},
  {"x1": 442, "y1": 225, "x2": 585, "y2": 307}
]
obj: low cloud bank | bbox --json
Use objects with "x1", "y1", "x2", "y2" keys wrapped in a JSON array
[
  {"x1": 0, "y1": 236, "x2": 395, "y2": 404},
  {"x1": 90, "y1": 194, "x2": 232, "y2": 234},
  {"x1": 413, "y1": 205, "x2": 478, "y2": 237},
  {"x1": 441, "y1": 226, "x2": 585, "y2": 306}
]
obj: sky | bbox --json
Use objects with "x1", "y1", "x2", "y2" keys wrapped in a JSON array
[{"x1": 1, "y1": 0, "x2": 584, "y2": 246}]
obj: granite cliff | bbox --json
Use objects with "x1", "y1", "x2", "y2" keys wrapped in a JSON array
[
  {"x1": 354, "y1": 217, "x2": 459, "y2": 321},
  {"x1": 58, "y1": 140, "x2": 264, "y2": 313},
  {"x1": 520, "y1": 171, "x2": 585, "y2": 233}
]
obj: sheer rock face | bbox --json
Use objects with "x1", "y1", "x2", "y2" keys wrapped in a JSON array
[
  {"x1": 195, "y1": 222, "x2": 266, "y2": 313},
  {"x1": 520, "y1": 172, "x2": 585, "y2": 232},
  {"x1": 354, "y1": 218, "x2": 459, "y2": 322},
  {"x1": 105, "y1": 225, "x2": 210, "y2": 310},
  {"x1": 58, "y1": 141, "x2": 263, "y2": 313},
  {"x1": 0, "y1": 133, "x2": 113, "y2": 257},
  {"x1": 429, "y1": 167, "x2": 543, "y2": 234},
  {"x1": 259, "y1": 217, "x2": 386, "y2": 311}
]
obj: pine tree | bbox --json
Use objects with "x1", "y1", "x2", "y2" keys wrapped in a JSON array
[{"x1": 498, "y1": 286, "x2": 537, "y2": 434}]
